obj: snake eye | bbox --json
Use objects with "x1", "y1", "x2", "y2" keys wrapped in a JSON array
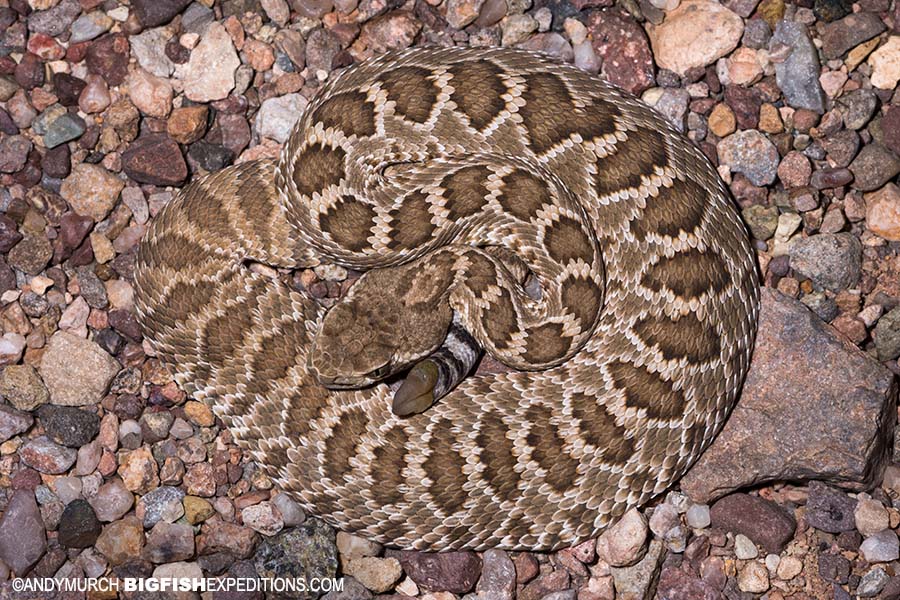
[{"x1": 368, "y1": 364, "x2": 391, "y2": 379}]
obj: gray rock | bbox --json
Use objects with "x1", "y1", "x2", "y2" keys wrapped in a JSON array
[
  {"x1": 858, "y1": 567, "x2": 890, "y2": 597},
  {"x1": 609, "y1": 539, "x2": 664, "y2": 600},
  {"x1": 0, "y1": 134, "x2": 32, "y2": 173},
  {"x1": 860, "y1": 530, "x2": 900, "y2": 563},
  {"x1": 143, "y1": 521, "x2": 195, "y2": 563},
  {"x1": 27, "y1": 0, "x2": 81, "y2": 37},
  {"x1": 136, "y1": 486, "x2": 186, "y2": 528},
  {"x1": 681, "y1": 289, "x2": 896, "y2": 502},
  {"x1": 0, "y1": 489, "x2": 47, "y2": 576},
  {"x1": 131, "y1": 27, "x2": 176, "y2": 77},
  {"x1": 821, "y1": 12, "x2": 886, "y2": 60},
  {"x1": 806, "y1": 481, "x2": 857, "y2": 533},
  {"x1": 874, "y1": 307, "x2": 900, "y2": 361},
  {"x1": 69, "y1": 12, "x2": 112, "y2": 43},
  {"x1": 476, "y1": 549, "x2": 516, "y2": 600},
  {"x1": 254, "y1": 519, "x2": 338, "y2": 600},
  {"x1": 850, "y1": 144, "x2": 900, "y2": 192},
  {"x1": 39, "y1": 331, "x2": 121, "y2": 406},
  {"x1": 89, "y1": 478, "x2": 134, "y2": 522},
  {"x1": 717, "y1": 129, "x2": 779, "y2": 186},
  {"x1": 789, "y1": 233, "x2": 862, "y2": 291},
  {"x1": 255, "y1": 93, "x2": 307, "y2": 144},
  {"x1": 837, "y1": 89, "x2": 878, "y2": 131},
  {"x1": 770, "y1": 20, "x2": 824, "y2": 113}
]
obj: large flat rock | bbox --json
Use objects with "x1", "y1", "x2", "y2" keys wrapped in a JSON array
[{"x1": 681, "y1": 287, "x2": 897, "y2": 503}]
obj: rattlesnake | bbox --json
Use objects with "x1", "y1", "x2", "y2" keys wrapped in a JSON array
[{"x1": 133, "y1": 46, "x2": 760, "y2": 551}]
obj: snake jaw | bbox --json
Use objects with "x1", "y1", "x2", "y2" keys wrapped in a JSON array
[{"x1": 392, "y1": 360, "x2": 439, "y2": 416}]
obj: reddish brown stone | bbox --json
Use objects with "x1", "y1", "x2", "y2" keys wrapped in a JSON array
[
  {"x1": 587, "y1": 9, "x2": 655, "y2": 95},
  {"x1": 121, "y1": 134, "x2": 188, "y2": 186},
  {"x1": 85, "y1": 33, "x2": 130, "y2": 86}
]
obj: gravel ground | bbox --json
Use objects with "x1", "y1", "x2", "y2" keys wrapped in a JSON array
[{"x1": 0, "y1": 0, "x2": 898, "y2": 598}]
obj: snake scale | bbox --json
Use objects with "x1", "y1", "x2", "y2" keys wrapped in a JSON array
[{"x1": 134, "y1": 46, "x2": 760, "y2": 551}]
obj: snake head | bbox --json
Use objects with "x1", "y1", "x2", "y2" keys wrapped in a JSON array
[{"x1": 309, "y1": 267, "x2": 452, "y2": 389}]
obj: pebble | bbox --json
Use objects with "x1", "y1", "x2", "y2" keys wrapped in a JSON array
[
  {"x1": 685, "y1": 504, "x2": 711, "y2": 529},
  {"x1": 733, "y1": 533, "x2": 758, "y2": 559},
  {"x1": 777, "y1": 151, "x2": 811, "y2": 188},
  {"x1": 59, "y1": 163, "x2": 124, "y2": 222},
  {"x1": 0, "y1": 363, "x2": 49, "y2": 411},
  {"x1": 647, "y1": 0, "x2": 744, "y2": 75},
  {"x1": 0, "y1": 489, "x2": 47, "y2": 576},
  {"x1": 143, "y1": 521, "x2": 195, "y2": 563},
  {"x1": 94, "y1": 516, "x2": 144, "y2": 566},
  {"x1": 0, "y1": 134, "x2": 32, "y2": 173},
  {"x1": 344, "y1": 556, "x2": 403, "y2": 593},
  {"x1": 806, "y1": 481, "x2": 856, "y2": 533},
  {"x1": 789, "y1": 233, "x2": 862, "y2": 292},
  {"x1": 649, "y1": 503, "x2": 681, "y2": 538},
  {"x1": 399, "y1": 550, "x2": 482, "y2": 593},
  {"x1": 182, "y1": 22, "x2": 241, "y2": 102},
  {"x1": 855, "y1": 493, "x2": 891, "y2": 537},
  {"x1": 167, "y1": 105, "x2": 209, "y2": 144},
  {"x1": 717, "y1": 129, "x2": 779, "y2": 186},
  {"x1": 20, "y1": 435, "x2": 77, "y2": 474},
  {"x1": 27, "y1": 0, "x2": 80, "y2": 37},
  {"x1": 255, "y1": 93, "x2": 308, "y2": 144},
  {"x1": 37, "y1": 405, "x2": 100, "y2": 447},
  {"x1": 0, "y1": 333, "x2": 26, "y2": 365},
  {"x1": 253, "y1": 518, "x2": 338, "y2": 597},
  {"x1": 131, "y1": 28, "x2": 176, "y2": 78},
  {"x1": 770, "y1": 20, "x2": 824, "y2": 113},
  {"x1": 78, "y1": 76, "x2": 112, "y2": 114},
  {"x1": 39, "y1": 331, "x2": 121, "y2": 407},
  {"x1": 136, "y1": 486, "x2": 186, "y2": 528},
  {"x1": 70, "y1": 12, "x2": 113, "y2": 44},
  {"x1": 609, "y1": 539, "x2": 664, "y2": 600},
  {"x1": 89, "y1": 478, "x2": 134, "y2": 522},
  {"x1": 860, "y1": 529, "x2": 900, "y2": 563},
  {"x1": 133, "y1": 0, "x2": 191, "y2": 27},
  {"x1": 837, "y1": 89, "x2": 877, "y2": 131},
  {"x1": 118, "y1": 446, "x2": 160, "y2": 494},
  {"x1": 58, "y1": 499, "x2": 102, "y2": 548},
  {"x1": 737, "y1": 561, "x2": 769, "y2": 593},
  {"x1": 850, "y1": 144, "x2": 900, "y2": 192},
  {"x1": 0, "y1": 404, "x2": 34, "y2": 444},
  {"x1": 184, "y1": 462, "x2": 216, "y2": 496},
  {"x1": 709, "y1": 493, "x2": 796, "y2": 553},
  {"x1": 477, "y1": 548, "x2": 516, "y2": 600},
  {"x1": 127, "y1": 69, "x2": 174, "y2": 119},
  {"x1": 585, "y1": 10, "x2": 655, "y2": 95},
  {"x1": 242, "y1": 501, "x2": 284, "y2": 536},
  {"x1": 777, "y1": 555, "x2": 803, "y2": 579},
  {"x1": 272, "y1": 492, "x2": 306, "y2": 527},
  {"x1": 53, "y1": 477, "x2": 83, "y2": 505},
  {"x1": 596, "y1": 508, "x2": 649, "y2": 567},
  {"x1": 85, "y1": 33, "x2": 130, "y2": 87},
  {"x1": 122, "y1": 133, "x2": 188, "y2": 186},
  {"x1": 7, "y1": 234, "x2": 52, "y2": 275},
  {"x1": 874, "y1": 306, "x2": 900, "y2": 361},
  {"x1": 821, "y1": 12, "x2": 886, "y2": 60}
]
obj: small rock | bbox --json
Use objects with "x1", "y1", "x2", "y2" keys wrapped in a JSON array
[
  {"x1": 167, "y1": 105, "x2": 208, "y2": 144},
  {"x1": 70, "y1": 11, "x2": 113, "y2": 43},
  {"x1": 870, "y1": 36, "x2": 900, "y2": 91},
  {"x1": 858, "y1": 567, "x2": 890, "y2": 597},
  {"x1": 127, "y1": 68, "x2": 174, "y2": 119},
  {"x1": 20, "y1": 436, "x2": 77, "y2": 474},
  {"x1": 586, "y1": 9, "x2": 655, "y2": 95},
  {"x1": 272, "y1": 493, "x2": 306, "y2": 527},
  {"x1": 59, "y1": 163, "x2": 124, "y2": 221},
  {"x1": 0, "y1": 404, "x2": 33, "y2": 443},
  {"x1": 133, "y1": 0, "x2": 191, "y2": 26},
  {"x1": 85, "y1": 33, "x2": 130, "y2": 87},
  {"x1": 0, "y1": 489, "x2": 46, "y2": 576},
  {"x1": 596, "y1": 508, "x2": 648, "y2": 567},
  {"x1": 821, "y1": 12, "x2": 886, "y2": 60},
  {"x1": 733, "y1": 533, "x2": 758, "y2": 559},
  {"x1": 874, "y1": 306, "x2": 900, "y2": 361},
  {"x1": 136, "y1": 486, "x2": 186, "y2": 528},
  {"x1": 855, "y1": 494, "x2": 890, "y2": 537},
  {"x1": 242, "y1": 502, "x2": 284, "y2": 536},
  {"x1": 477, "y1": 549, "x2": 516, "y2": 600},
  {"x1": 709, "y1": 493, "x2": 796, "y2": 553},
  {"x1": 717, "y1": 129, "x2": 779, "y2": 186},
  {"x1": 770, "y1": 20, "x2": 824, "y2": 113},
  {"x1": 58, "y1": 499, "x2": 102, "y2": 548},
  {"x1": 0, "y1": 134, "x2": 32, "y2": 173},
  {"x1": 122, "y1": 133, "x2": 188, "y2": 186},
  {"x1": 255, "y1": 93, "x2": 307, "y2": 144},
  {"x1": 737, "y1": 561, "x2": 769, "y2": 593},
  {"x1": 708, "y1": 103, "x2": 736, "y2": 137},
  {"x1": 609, "y1": 540, "x2": 664, "y2": 600},
  {"x1": 806, "y1": 481, "x2": 857, "y2": 533},
  {"x1": 777, "y1": 151, "x2": 811, "y2": 188},
  {"x1": 647, "y1": 0, "x2": 743, "y2": 76},
  {"x1": 94, "y1": 516, "x2": 145, "y2": 566},
  {"x1": 143, "y1": 521, "x2": 195, "y2": 563},
  {"x1": 7, "y1": 234, "x2": 52, "y2": 275},
  {"x1": 39, "y1": 331, "x2": 121, "y2": 407},
  {"x1": 89, "y1": 478, "x2": 134, "y2": 522},
  {"x1": 789, "y1": 233, "x2": 861, "y2": 291},
  {"x1": 118, "y1": 446, "x2": 160, "y2": 494},
  {"x1": 860, "y1": 529, "x2": 900, "y2": 563},
  {"x1": 0, "y1": 363, "x2": 49, "y2": 411},
  {"x1": 344, "y1": 556, "x2": 403, "y2": 593},
  {"x1": 37, "y1": 405, "x2": 100, "y2": 447},
  {"x1": 837, "y1": 89, "x2": 877, "y2": 131},
  {"x1": 131, "y1": 27, "x2": 177, "y2": 77},
  {"x1": 253, "y1": 518, "x2": 338, "y2": 600},
  {"x1": 182, "y1": 21, "x2": 241, "y2": 102},
  {"x1": 399, "y1": 550, "x2": 482, "y2": 593},
  {"x1": 850, "y1": 144, "x2": 900, "y2": 192}
]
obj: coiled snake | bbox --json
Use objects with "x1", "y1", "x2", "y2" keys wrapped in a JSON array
[{"x1": 134, "y1": 46, "x2": 760, "y2": 551}]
